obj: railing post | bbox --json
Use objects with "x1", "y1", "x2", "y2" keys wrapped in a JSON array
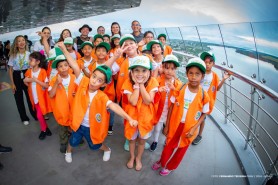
[
  {"x1": 178, "y1": 27, "x2": 187, "y2": 52},
  {"x1": 244, "y1": 87, "x2": 256, "y2": 150},
  {"x1": 195, "y1": 26, "x2": 203, "y2": 51}
]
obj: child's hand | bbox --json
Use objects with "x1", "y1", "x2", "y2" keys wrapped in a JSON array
[
  {"x1": 129, "y1": 119, "x2": 138, "y2": 127},
  {"x1": 223, "y1": 71, "x2": 232, "y2": 80},
  {"x1": 32, "y1": 76, "x2": 37, "y2": 83},
  {"x1": 24, "y1": 77, "x2": 33, "y2": 83},
  {"x1": 114, "y1": 42, "x2": 129, "y2": 59},
  {"x1": 166, "y1": 81, "x2": 175, "y2": 90},
  {"x1": 57, "y1": 41, "x2": 66, "y2": 51},
  {"x1": 56, "y1": 74, "x2": 62, "y2": 84},
  {"x1": 131, "y1": 72, "x2": 139, "y2": 85},
  {"x1": 185, "y1": 128, "x2": 195, "y2": 138},
  {"x1": 159, "y1": 86, "x2": 167, "y2": 92},
  {"x1": 138, "y1": 40, "x2": 145, "y2": 47}
]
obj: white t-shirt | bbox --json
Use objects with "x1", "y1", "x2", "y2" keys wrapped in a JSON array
[
  {"x1": 75, "y1": 74, "x2": 112, "y2": 127},
  {"x1": 158, "y1": 79, "x2": 174, "y2": 123},
  {"x1": 48, "y1": 74, "x2": 70, "y2": 97},
  {"x1": 31, "y1": 69, "x2": 48, "y2": 104},
  {"x1": 201, "y1": 72, "x2": 213, "y2": 92},
  {"x1": 69, "y1": 51, "x2": 77, "y2": 60},
  {"x1": 33, "y1": 41, "x2": 48, "y2": 58},
  {"x1": 152, "y1": 61, "x2": 163, "y2": 71},
  {"x1": 171, "y1": 86, "x2": 209, "y2": 123}
]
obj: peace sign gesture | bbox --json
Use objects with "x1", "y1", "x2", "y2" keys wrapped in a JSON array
[{"x1": 114, "y1": 42, "x2": 130, "y2": 59}]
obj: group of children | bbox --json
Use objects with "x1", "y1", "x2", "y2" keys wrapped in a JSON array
[{"x1": 7, "y1": 28, "x2": 231, "y2": 175}]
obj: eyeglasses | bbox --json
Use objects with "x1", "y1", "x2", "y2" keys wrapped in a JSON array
[{"x1": 132, "y1": 24, "x2": 140, "y2": 26}]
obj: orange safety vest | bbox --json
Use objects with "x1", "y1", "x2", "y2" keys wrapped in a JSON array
[
  {"x1": 167, "y1": 84, "x2": 210, "y2": 147},
  {"x1": 163, "y1": 45, "x2": 173, "y2": 56},
  {"x1": 77, "y1": 57, "x2": 94, "y2": 70},
  {"x1": 25, "y1": 68, "x2": 52, "y2": 115},
  {"x1": 115, "y1": 57, "x2": 130, "y2": 102},
  {"x1": 70, "y1": 76, "x2": 110, "y2": 144},
  {"x1": 88, "y1": 62, "x2": 116, "y2": 101},
  {"x1": 154, "y1": 75, "x2": 182, "y2": 124},
  {"x1": 206, "y1": 71, "x2": 219, "y2": 114},
  {"x1": 49, "y1": 74, "x2": 77, "y2": 126},
  {"x1": 121, "y1": 77, "x2": 160, "y2": 140}
]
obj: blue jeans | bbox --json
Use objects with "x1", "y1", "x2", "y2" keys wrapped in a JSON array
[{"x1": 69, "y1": 125, "x2": 102, "y2": 150}]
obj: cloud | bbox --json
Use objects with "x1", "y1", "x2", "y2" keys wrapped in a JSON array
[{"x1": 237, "y1": 36, "x2": 278, "y2": 49}]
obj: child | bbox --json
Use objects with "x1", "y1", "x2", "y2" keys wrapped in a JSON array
[
  {"x1": 103, "y1": 34, "x2": 110, "y2": 44},
  {"x1": 192, "y1": 51, "x2": 231, "y2": 145},
  {"x1": 23, "y1": 52, "x2": 52, "y2": 140},
  {"x1": 121, "y1": 55, "x2": 160, "y2": 171},
  {"x1": 77, "y1": 41, "x2": 94, "y2": 78},
  {"x1": 107, "y1": 34, "x2": 151, "y2": 151},
  {"x1": 137, "y1": 31, "x2": 154, "y2": 52},
  {"x1": 109, "y1": 34, "x2": 120, "y2": 58},
  {"x1": 8, "y1": 35, "x2": 37, "y2": 125},
  {"x1": 87, "y1": 42, "x2": 117, "y2": 135},
  {"x1": 149, "y1": 55, "x2": 182, "y2": 152},
  {"x1": 47, "y1": 47, "x2": 64, "y2": 81},
  {"x1": 152, "y1": 57, "x2": 210, "y2": 176},
  {"x1": 157, "y1": 34, "x2": 172, "y2": 56},
  {"x1": 48, "y1": 55, "x2": 77, "y2": 153},
  {"x1": 57, "y1": 42, "x2": 138, "y2": 163},
  {"x1": 64, "y1": 37, "x2": 81, "y2": 61},
  {"x1": 91, "y1": 34, "x2": 104, "y2": 61},
  {"x1": 146, "y1": 40, "x2": 164, "y2": 77}
]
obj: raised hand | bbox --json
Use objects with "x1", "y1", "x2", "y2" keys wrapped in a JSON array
[
  {"x1": 56, "y1": 74, "x2": 62, "y2": 84},
  {"x1": 114, "y1": 42, "x2": 129, "y2": 59},
  {"x1": 129, "y1": 119, "x2": 138, "y2": 127},
  {"x1": 57, "y1": 41, "x2": 67, "y2": 51},
  {"x1": 223, "y1": 71, "x2": 232, "y2": 80}
]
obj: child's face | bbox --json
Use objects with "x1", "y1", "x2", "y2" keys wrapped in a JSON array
[
  {"x1": 17, "y1": 37, "x2": 26, "y2": 49},
  {"x1": 159, "y1": 37, "x2": 166, "y2": 45},
  {"x1": 62, "y1": 30, "x2": 70, "y2": 39},
  {"x1": 204, "y1": 57, "x2": 214, "y2": 72},
  {"x1": 113, "y1": 38, "x2": 120, "y2": 46},
  {"x1": 82, "y1": 45, "x2": 93, "y2": 57},
  {"x1": 65, "y1": 44, "x2": 73, "y2": 51},
  {"x1": 96, "y1": 47, "x2": 108, "y2": 60},
  {"x1": 57, "y1": 61, "x2": 69, "y2": 76},
  {"x1": 163, "y1": 63, "x2": 176, "y2": 79},
  {"x1": 151, "y1": 44, "x2": 162, "y2": 56},
  {"x1": 103, "y1": 37, "x2": 110, "y2": 43},
  {"x1": 94, "y1": 38, "x2": 103, "y2": 46},
  {"x1": 186, "y1": 66, "x2": 204, "y2": 88},
  {"x1": 132, "y1": 66, "x2": 150, "y2": 84},
  {"x1": 144, "y1": 33, "x2": 154, "y2": 44},
  {"x1": 89, "y1": 70, "x2": 106, "y2": 91},
  {"x1": 29, "y1": 57, "x2": 39, "y2": 67},
  {"x1": 123, "y1": 40, "x2": 138, "y2": 56}
]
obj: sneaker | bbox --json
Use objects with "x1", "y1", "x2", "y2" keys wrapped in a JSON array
[
  {"x1": 60, "y1": 144, "x2": 67, "y2": 153},
  {"x1": 103, "y1": 148, "x2": 111, "y2": 161},
  {"x1": 0, "y1": 145, "x2": 12, "y2": 153},
  {"x1": 23, "y1": 121, "x2": 29, "y2": 125},
  {"x1": 192, "y1": 135, "x2": 202, "y2": 145},
  {"x1": 108, "y1": 126, "x2": 113, "y2": 136},
  {"x1": 149, "y1": 142, "x2": 158, "y2": 152},
  {"x1": 45, "y1": 128, "x2": 52, "y2": 136},
  {"x1": 159, "y1": 168, "x2": 172, "y2": 176},
  {"x1": 151, "y1": 161, "x2": 161, "y2": 171},
  {"x1": 65, "y1": 152, "x2": 72, "y2": 163},
  {"x1": 124, "y1": 140, "x2": 129, "y2": 151},
  {"x1": 39, "y1": 131, "x2": 46, "y2": 140},
  {"x1": 144, "y1": 142, "x2": 150, "y2": 150}
]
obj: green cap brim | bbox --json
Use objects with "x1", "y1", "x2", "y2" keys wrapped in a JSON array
[
  {"x1": 200, "y1": 52, "x2": 215, "y2": 62},
  {"x1": 162, "y1": 60, "x2": 180, "y2": 67},
  {"x1": 120, "y1": 37, "x2": 136, "y2": 46},
  {"x1": 51, "y1": 59, "x2": 67, "y2": 69},
  {"x1": 95, "y1": 66, "x2": 112, "y2": 84},
  {"x1": 146, "y1": 41, "x2": 163, "y2": 51},
  {"x1": 81, "y1": 42, "x2": 94, "y2": 49},
  {"x1": 186, "y1": 63, "x2": 206, "y2": 73},
  {"x1": 96, "y1": 42, "x2": 111, "y2": 52}
]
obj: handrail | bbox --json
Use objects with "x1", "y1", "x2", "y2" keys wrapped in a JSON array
[{"x1": 173, "y1": 51, "x2": 278, "y2": 103}]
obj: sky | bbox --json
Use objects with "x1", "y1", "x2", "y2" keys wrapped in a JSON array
[{"x1": 1, "y1": 0, "x2": 277, "y2": 42}]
